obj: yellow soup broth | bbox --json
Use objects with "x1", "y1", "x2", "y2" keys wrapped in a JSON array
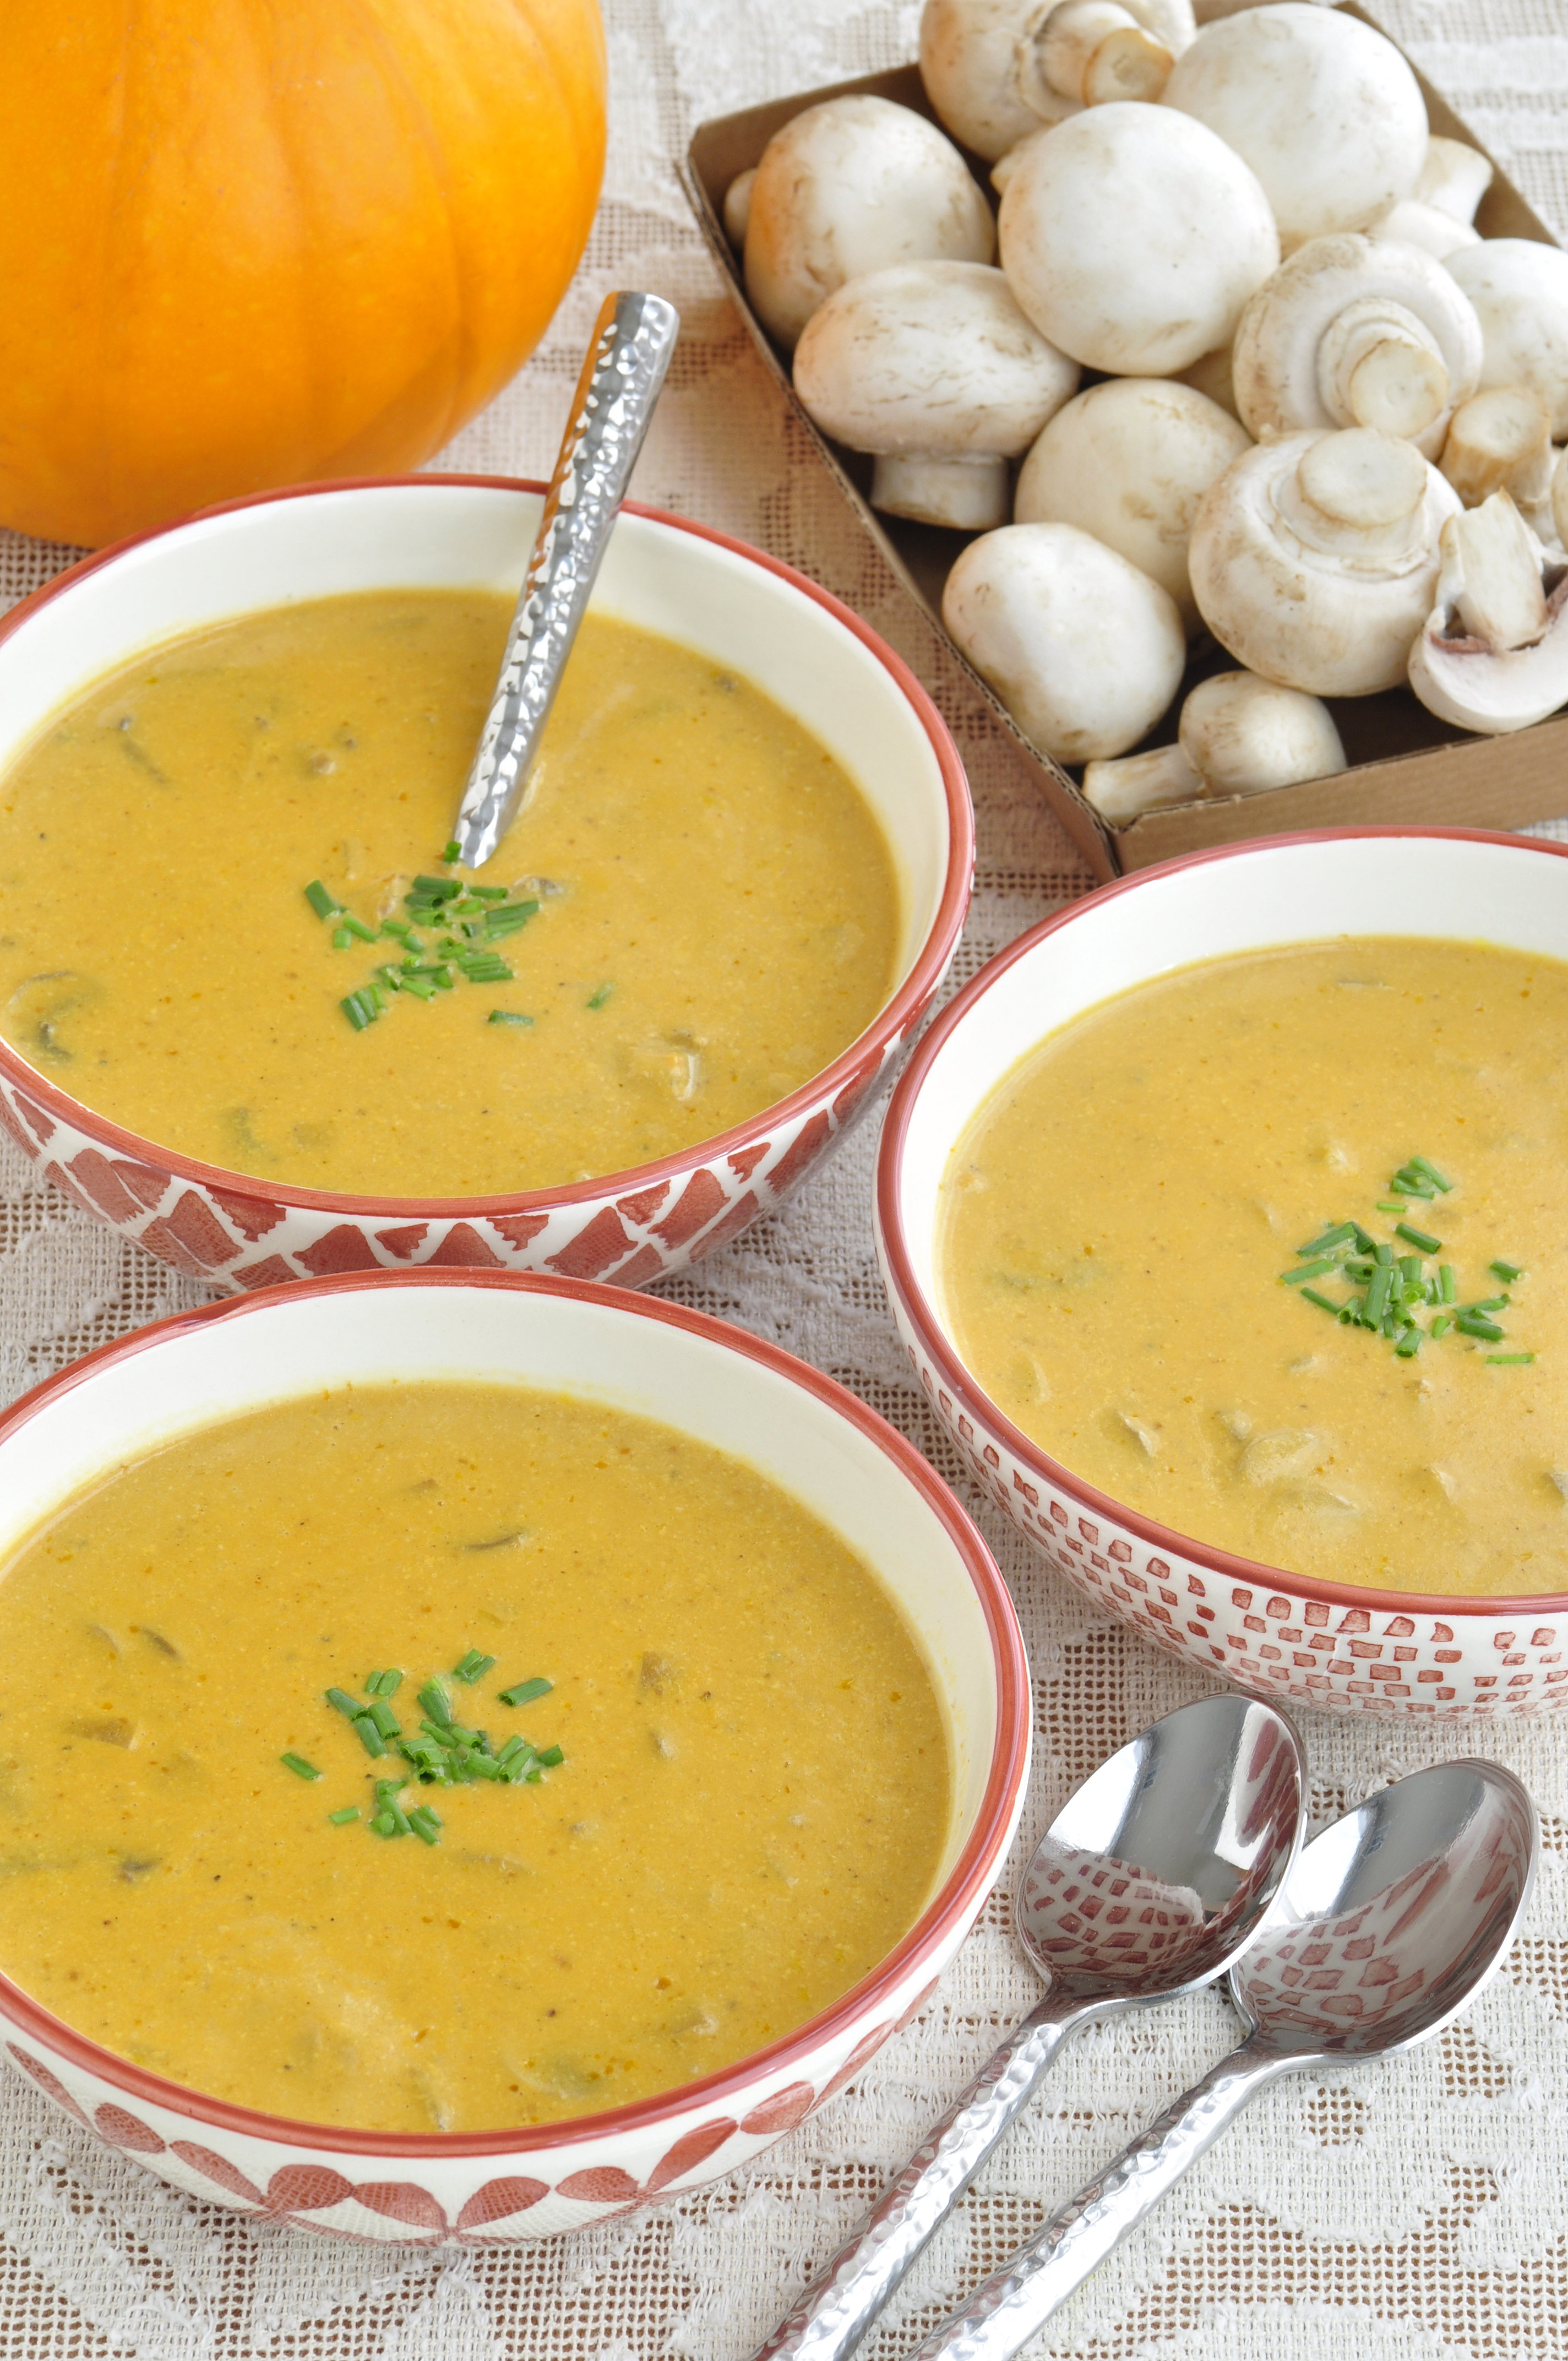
[
  {"x1": 0, "y1": 593, "x2": 901, "y2": 1194},
  {"x1": 939, "y1": 937, "x2": 1568, "y2": 1597},
  {"x1": 0, "y1": 1384, "x2": 949, "y2": 2133}
]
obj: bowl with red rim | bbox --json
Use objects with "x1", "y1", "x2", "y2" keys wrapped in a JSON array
[
  {"x1": 0, "y1": 1266, "x2": 1030, "y2": 2243},
  {"x1": 876, "y1": 828, "x2": 1568, "y2": 1722},
  {"x1": 0, "y1": 474, "x2": 971, "y2": 1292}
]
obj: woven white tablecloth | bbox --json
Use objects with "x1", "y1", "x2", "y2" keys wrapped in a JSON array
[{"x1": 3, "y1": 3, "x2": 1568, "y2": 2353}]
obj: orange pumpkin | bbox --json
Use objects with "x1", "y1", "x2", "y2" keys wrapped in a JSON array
[{"x1": 0, "y1": 0, "x2": 607, "y2": 547}]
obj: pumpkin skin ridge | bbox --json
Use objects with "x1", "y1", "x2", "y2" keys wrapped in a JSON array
[{"x1": 0, "y1": 0, "x2": 607, "y2": 546}]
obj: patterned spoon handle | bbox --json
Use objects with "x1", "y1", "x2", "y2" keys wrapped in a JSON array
[
  {"x1": 453, "y1": 287, "x2": 679, "y2": 868},
  {"x1": 749, "y1": 1993, "x2": 1094, "y2": 2361}
]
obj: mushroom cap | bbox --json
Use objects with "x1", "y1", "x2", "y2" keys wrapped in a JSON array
[
  {"x1": 1231, "y1": 235, "x2": 1482, "y2": 454},
  {"x1": 1014, "y1": 376, "x2": 1249, "y2": 630},
  {"x1": 743, "y1": 96, "x2": 995, "y2": 350},
  {"x1": 998, "y1": 102, "x2": 1278, "y2": 373},
  {"x1": 919, "y1": 0, "x2": 1065, "y2": 161},
  {"x1": 1445, "y1": 240, "x2": 1568, "y2": 440},
  {"x1": 1161, "y1": 4, "x2": 1428, "y2": 248},
  {"x1": 1368, "y1": 200, "x2": 1480, "y2": 264},
  {"x1": 941, "y1": 520, "x2": 1186, "y2": 761},
  {"x1": 1188, "y1": 428, "x2": 1462, "y2": 695},
  {"x1": 1178, "y1": 671, "x2": 1346, "y2": 793},
  {"x1": 794, "y1": 263, "x2": 1079, "y2": 458}
]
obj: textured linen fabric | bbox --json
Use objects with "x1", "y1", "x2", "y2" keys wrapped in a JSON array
[{"x1": 2, "y1": 3, "x2": 1568, "y2": 2353}]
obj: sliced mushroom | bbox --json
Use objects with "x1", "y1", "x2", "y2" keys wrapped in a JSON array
[
  {"x1": 942, "y1": 521, "x2": 1186, "y2": 761},
  {"x1": 1014, "y1": 377, "x2": 1249, "y2": 632},
  {"x1": 1440, "y1": 387, "x2": 1554, "y2": 512},
  {"x1": 1083, "y1": 671, "x2": 1346, "y2": 822},
  {"x1": 1161, "y1": 3, "x2": 1428, "y2": 249},
  {"x1": 1445, "y1": 240, "x2": 1568, "y2": 441},
  {"x1": 1231, "y1": 236, "x2": 1482, "y2": 458},
  {"x1": 794, "y1": 262, "x2": 1079, "y2": 530},
  {"x1": 1408, "y1": 491, "x2": 1568, "y2": 734},
  {"x1": 1188, "y1": 426, "x2": 1462, "y2": 695},
  {"x1": 919, "y1": 0, "x2": 1193, "y2": 160},
  {"x1": 1417, "y1": 137, "x2": 1494, "y2": 227},
  {"x1": 999, "y1": 101, "x2": 1278, "y2": 373},
  {"x1": 743, "y1": 96, "x2": 995, "y2": 350}
]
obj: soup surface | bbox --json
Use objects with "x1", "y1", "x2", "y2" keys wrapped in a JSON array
[
  {"x1": 940, "y1": 937, "x2": 1568, "y2": 1597},
  {"x1": 0, "y1": 1383, "x2": 948, "y2": 2132},
  {"x1": 0, "y1": 592, "x2": 901, "y2": 1194}
]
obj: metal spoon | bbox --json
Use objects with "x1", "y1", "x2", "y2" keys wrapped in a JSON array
[
  {"x1": 751, "y1": 1694, "x2": 1307, "y2": 2361},
  {"x1": 451, "y1": 287, "x2": 680, "y2": 869},
  {"x1": 907, "y1": 1756, "x2": 1539, "y2": 2361}
]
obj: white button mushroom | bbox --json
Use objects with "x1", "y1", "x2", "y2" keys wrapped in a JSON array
[
  {"x1": 1409, "y1": 492, "x2": 1568, "y2": 733},
  {"x1": 1014, "y1": 377, "x2": 1250, "y2": 632},
  {"x1": 1231, "y1": 235, "x2": 1482, "y2": 457},
  {"x1": 1368, "y1": 202, "x2": 1480, "y2": 264},
  {"x1": 1175, "y1": 343, "x2": 1241, "y2": 421},
  {"x1": 1188, "y1": 426, "x2": 1462, "y2": 695},
  {"x1": 1417, "y1": 137, "x2": 1494, "y2": 227},
  {"x1": 1444, "y1": 241, "x2": 1568, "y2": 441},
  {"x1": 743, "y1": 96, "x2": 995, "y2": 351},
  {"x1": 1082, "y1": 671, "x2": 1347, "y2": 822},
  {"x1": 723, "y1": 170, "x2": 755, "y2": 249},
  {"x1": 941, "y1": 521, "x2": 1186, "y2": 761},
  {"x1": 998, "y1": 102, "x2": 1278, "y2": 374},
  {"x1": 1161, "y1": 4, "x2": 1428, "y2": 249},
  {"x1": 793, "y1": 263, "x2": 1080, "y2": 531},
  {"x1": 919, "y1": 0, "x2": 1194, "y2": 161}
]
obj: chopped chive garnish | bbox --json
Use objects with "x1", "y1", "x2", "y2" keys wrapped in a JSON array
[
  {"x1": 1395, "y1": 1222, "x2": 1441, "y2": 1254},
  {"x1": 328, "y1": 1805, "x2": 359, "y2": 1825},
  {"x1": 1409, "y1": 1157, "x2": 1453, "y2": 1192},
  {"x1": 1298, "y1": 1222, "x2": 1357, "y2": 1256},
  {"x1": 367, "y1": 1700, "x2": 402, "y2": 1739},
  {"x1": 1375, "y1": 1201, "x2": 1406, "y2": 1213},
  {"x1": 1491, "y1": 1260, "x2": 1525, "y2": 1283},
  {"x1": 498, "y1": 1675, "x2": 553, "y2": 1709},
  {"x1": 332, "y1": 924, "x2": 352, "y2": 950},
  {"x1": 304, "y1": 879, "x2": 341, "y2": 921},
  {"x1": 1371, "y1": 1243, "x2": 1393, "y2": 1267},
  {"x1": 281, "y1": 1752, "x2": 321, "y2": 1780},
  {"x1": 411, "y1": 874, "x2": 461, "y2": 900},
  {"x1": 442, "y1": 840, "x2": 462, "y2": 863},
  {"x1": 586, "y1": 982, "x2": 614, "y2": 1009},
  {"x1": 1460, "y1": 1296, "x2": 1509, "y2": 1314},
  {"x1": 482, "y1": 899, "x2": 540, "y2": 940},
  {"x1": 1431, "y1": 1314, "x2": 1452, "y2": 1338},
  {"x1": 1281, "y1": 1258, "x2": 1336, "y2": 1285},
  {"x1": 1487, "y1": 1353, "x2": 1535, "y2": 1365},
  {"x1": 409, "y1": 1810, "x2": 440, "y2": 1845},
  {"x1": 352, "y1": 1713, "x2": 388, "y2": 1758},
  {"x1": 369, "y1": 1668, "x2": 404, "y2": 1698},
  {"x1": 1397, "y1": 1255, "x2": 1423, "y2": 1283},
  {"x1": 341, "y1": 988, "x2": 381, "y2": 1031},
  {"x1": 339, "y1": 913, "x2": 378, "y2": 943},
  {"x1": 1438, "y1": 1265, "x2": 1456, "y2": 1304},
  {"x1": 419, "y1": 1680, "x2": 453, "y2": 1728},
  {"x1": 1394, "y1": 1327, "x2": 1422, "y2": 1358},
  {"x1": 535, "y1": 1744, "x2": 564, "y2": 1767},
  {"x1": 325, "y1": 1687, "x2": 361, "y2": 1717},
  {"x1": 1300, "y1": 1287, "x2": 1341, "y2": 1314},
  {"x1": 1455, "y1": 1313, "x2": 1505, "y2": 1341},
  {"x1": 371, "y1": 1811, "x2": 399, "y2": 1838},
  {"x1": 1364, "y1": 1266, "x2": 1392, "y2": 1325},
  {"x1": 488, "y1": 1009, "x2": 534, "y2": 1027},
  {"x1": 456, "y1": 954, "x2": 513, "y2": 983},
  {"x1": 452, "y1": 1649, "x2": 497, "y2": 1685}
]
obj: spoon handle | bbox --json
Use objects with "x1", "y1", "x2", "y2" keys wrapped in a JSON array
[
  {"x1": 748, "y1": 1994, "x2": 1094, "y2": 2361},
  {"x1": 904, "y1": 2039, "x2": 1300, "y2": 2361},
  {"x1": 453, "y1": 287, "x2": 680, "y2": 868}
]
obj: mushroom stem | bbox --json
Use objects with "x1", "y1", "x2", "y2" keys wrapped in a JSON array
[
  {"x1": 1082, "y1": 670, "x2": 1347, "y2": 821},
  {"x1": 1277, "y1": 427, "x2": 1429, "y2": 561},
  {"x1": 1317, "y1": 300, "x2": 1449, "y2": 440},
  {"x1": 1030, "y1": 0, "x2": 1173, "y2": 105},
  {"x1": 1446, "y1": 494, "x2": 1549, "y2": 651},
  {"x1": 872, "y1": 451, "x2": 1011, "y2": 530},
  {"x1": 1417, "y1": 137, "x2": 1494, "y2": 227},
  {"x1": 1082, "y1": 743, "x2": 1199, "y2": 823},
  {"x1": 1440, "y1": 387, "x2": 1553, "y2": 509}
]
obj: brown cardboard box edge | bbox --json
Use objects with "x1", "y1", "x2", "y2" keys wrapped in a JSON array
[{"x1": 681, "y1": 8, "x2": 1567, "y2": 882}]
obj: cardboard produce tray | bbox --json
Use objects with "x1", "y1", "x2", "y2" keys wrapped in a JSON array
[{"x1": 680, "y1": 8, "x2": 1568, "y2": 882}]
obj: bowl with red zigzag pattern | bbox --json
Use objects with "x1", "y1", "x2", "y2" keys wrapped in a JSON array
[
  {"x1": 877, "y1": 828, "x2": 1568, "y2": 1721},
  {"x1": 0, "y1": 476, "x2": 971, "y2": 1293},
  {"x1": 0, "y1": 1267, "x2": 1030, "y2": 2240}
]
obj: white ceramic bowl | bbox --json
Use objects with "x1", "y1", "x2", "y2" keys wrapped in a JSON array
[
  {"x1": 0, "y1": 476, "x2": 971, "y2": 1290},
  {"x1": 0, "y1": 1269, "x2": 1028, "y2": 2242},
  {"x1": 877, "y1": 829, "x2": 1568, "y2": 1721}
]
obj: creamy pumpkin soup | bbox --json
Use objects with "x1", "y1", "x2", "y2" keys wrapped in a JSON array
[
  {"x1": 0, "y1": 592, "x2": 901, "y2": 1193},
  {"x1": 940, "y1": 938, "x2": 1568, "y2": 1597},
  {"x1": 0, "y1": 1384, "x2": 948, "y2": 2132}
]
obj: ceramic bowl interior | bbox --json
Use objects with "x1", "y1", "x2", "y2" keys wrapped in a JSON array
[
  {"x1": 0, "y1": 1273, "x2": 1019, "y2": 2038},
  {"x1": 0, "y1": 479, "x2": 953, "y2": 1005},
  {"x1": 891, "y1": 828, "x2": 1568, "y2": 1563}
]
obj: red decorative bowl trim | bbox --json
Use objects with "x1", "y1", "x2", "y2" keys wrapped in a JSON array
[
  {"x1": 0, "y1": 473, "x2": 973, "y2": 1218},
  {"x1": 878, "y1": 825, "x2": 1568, "y2": 1622},
  {"x1": 0, "y1": 1269, "x2": 1030, "y2": 2156}
]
